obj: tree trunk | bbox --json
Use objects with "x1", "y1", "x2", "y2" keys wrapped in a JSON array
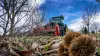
[
  {"x1": 9, "y1": 0, "x2": 15, "y2": 36},
  {"x1": 87, "y1": 25, "x2": 89, "y2": 33},
  {"x1": 3, "y1": 28, "x2": 7, "y2": 37},
  {"x1": 9, "y1": 19, "x2": 14, "y2": 36}
]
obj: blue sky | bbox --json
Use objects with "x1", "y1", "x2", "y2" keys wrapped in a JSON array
[
  {"x1": 38, "y1": 0, "x2": 100, "y2": 31},
  {"x1": 39, "y1": 0, "x2": 97, "y2": 23}
]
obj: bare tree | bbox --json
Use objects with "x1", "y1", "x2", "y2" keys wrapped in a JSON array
[
  {"x1": 0, "y1": 0, "x2": 45, "y2": 36},
  {"x1": 15, "y1": 9, "x2": 46, "y2": 36},
  {"x1": 0, "y1": 0, "x2": 30, "y2": 36},
  {"x1": 81, "y1": 4, "x2": 98, "y2": 33},
  {"x1": 91, "y1": 22, "x2": 100, "y2": 34},
  {"x1": 12, "y1": 1, "x2": 46, "y2": 36}
]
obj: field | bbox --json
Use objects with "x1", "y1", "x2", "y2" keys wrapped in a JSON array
[
  {"x1": 0, "y1": 34, "x2": 100, "y2": 56},
  {"x1": 0, "y1": 36, "x2": 63, "y2": 56}
]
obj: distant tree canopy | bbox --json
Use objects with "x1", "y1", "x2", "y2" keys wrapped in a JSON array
[
  {"x1": 81, "y1": 27, "x2": 88, "y2": 34},
  {"x1": 91, "y1": 22, "x2": 100, "y2": 34},
  {"x1": 91, "y1": 31, "x2": 95, "y2": 34}
]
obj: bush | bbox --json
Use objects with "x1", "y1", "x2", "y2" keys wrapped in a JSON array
[
  {"x1": 81, "y1": 27, "x2": 89, "y2": 34},
  {"x1": 91, "y1": 31, "x2": 95, "y2": 34}
]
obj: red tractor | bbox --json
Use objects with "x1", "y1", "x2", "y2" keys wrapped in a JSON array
[{"x1": 33, "y1": 15, "x2": 67, "y2": 36}]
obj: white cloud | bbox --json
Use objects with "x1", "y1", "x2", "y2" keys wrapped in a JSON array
[
  {"x1": 93, "y1": 15, "x2": 100, "y2": 23},
  {"x1": 35, "y1": 0, "x2": 45, "y2": 6},
  {"x1": 67, "y1": 6, "x2": 74, "y2": 10},
  {"x1": 68, "y1": 18, "x2": 83, "y2": 32},
  {"x1": 64, "y1": 16, "x2": 68, "y2": 21},
  {"x1": 63, "y1": 12, "x2": 81, "y2": 22},
  {"x1": 30, "y1": 0, "x2": 45, "y2": 7},
  {"x1": 68, "y1": 13, "x2": 100, "y2": 32},
  {"x1": 63, "y1": 12, "x2": 81, "y2": 17}
]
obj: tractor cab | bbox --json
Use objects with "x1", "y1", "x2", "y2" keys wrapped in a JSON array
[
  {"x1": 49, "y1": 15, "x2": 66, "y2": 36},
  {"x1": 50, "y1": 15, "x2": 64, "y2": 26}
]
